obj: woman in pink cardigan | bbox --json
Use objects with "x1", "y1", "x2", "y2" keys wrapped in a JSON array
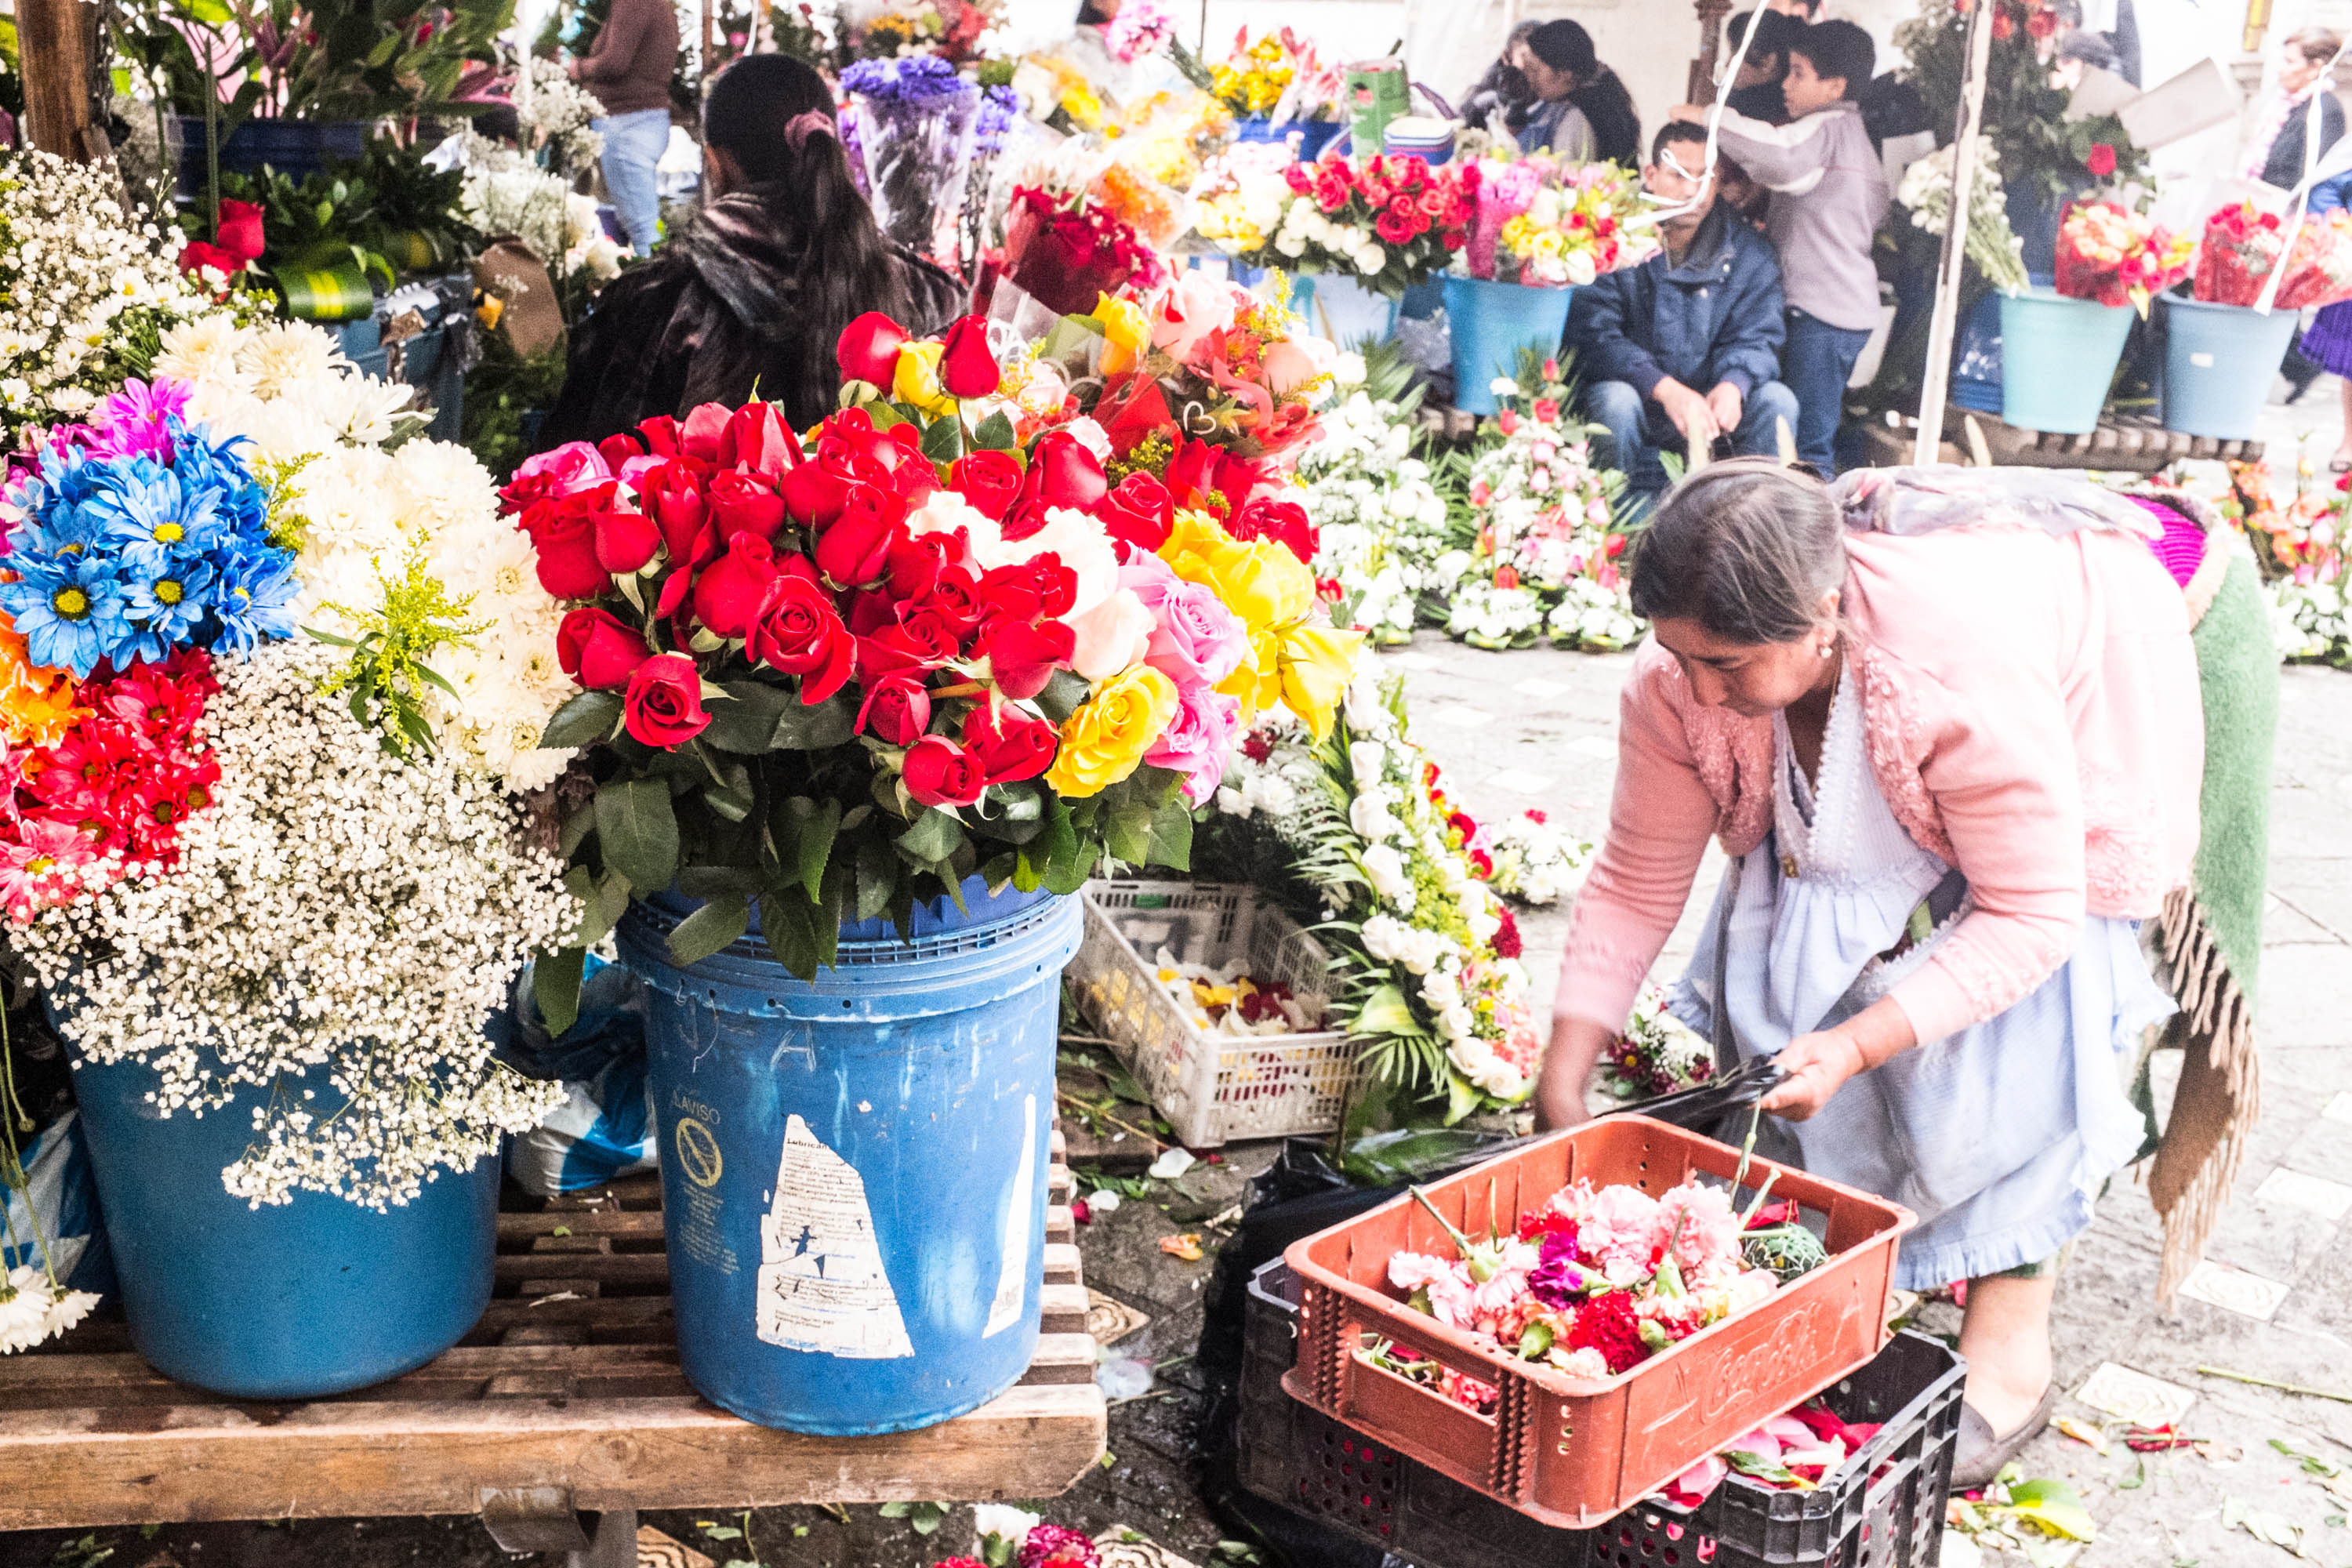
[{"x1": 1537, "y1": 461, "x2": 2202, "y2": 1486}]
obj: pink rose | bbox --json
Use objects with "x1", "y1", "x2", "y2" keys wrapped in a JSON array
[
  {"x1": 1143, "y1": 683, "x2": 1240, "y2": 804},
  {"x1": 1150, "y1": 272, "x2": 1240, "y2": 364},
  {"x1": 511, "y1": 441, "x2": 612, "y2": 498},
  {"x1": 1065, "y1": 586, "x2": 1156, "y2": 681},
  {"x1": 1122, "y1": 551, "x2": 1247, "y2": 689},
  {"x1": 1261, "y1": 334, "x2": 1338, "y2": 396}
]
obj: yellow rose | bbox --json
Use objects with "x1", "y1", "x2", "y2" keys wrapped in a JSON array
[
  {"x1": 1165, "y1": 522, "x2": 1316, "y2": 633},
  {"x1": 1276, "y1": 625, "x2": 1365, "y2": 741},
  {"x1": 1217, "y1": 625, "x2": 1284, "y2": 720},
  {"x1": 892, "y1": 339, "x2": 956, "y2": 416},
  {"x1": 1045, "y1": 662, "x2": 1179, "y2": 798},
  {"x1": 1095, "y1": 292, "x2": 1152, "y2": 375}
]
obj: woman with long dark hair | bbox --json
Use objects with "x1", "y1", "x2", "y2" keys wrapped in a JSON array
[
  {"x1": 1516, "y1": 20, "x2": 1641, "y2": 164},
  {"x1": 540, "y1": 53, "x2": 963, "y2": 442}
]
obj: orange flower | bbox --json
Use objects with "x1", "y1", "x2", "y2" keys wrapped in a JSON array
[{"x1": 0, "y1": 616, "x2": 83, "y2": 748}]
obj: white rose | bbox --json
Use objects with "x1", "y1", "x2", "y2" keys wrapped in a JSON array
[
  {"x1": 1348, "y1": 739, "x2": 1388, "y2": 785},
  {"x1": 1356, "y1": 245, "x2": 1385, "y2": 275},
  {"x1": 1216, "y1": 786, "x2": 1252, "y2": 818},
  {"x1": 1361, "y1": 914, "x2": 1407, "y2": 963},
  {"x1": 1419, "y1": 969, "x2": 1461, "y2": 1013},
  {"x1": 1362, "y1": 843, "x2": 1412, "y2": 903},
  {"x1": 1350, "y1": 792, "x2": 1398, "y2": 841}
]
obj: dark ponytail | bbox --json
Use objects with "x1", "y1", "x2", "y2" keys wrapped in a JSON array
[
  {"x1": 1527, "y1": 20, "x2": 1642, "y2": 164},
  {"x1": 700, "y1": 54, "x2": 912, "y2": 406}
]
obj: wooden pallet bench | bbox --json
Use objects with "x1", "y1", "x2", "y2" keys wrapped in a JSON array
[{"x1": 0, "y1": 1135, "x2": 1105, "y2": 1561}]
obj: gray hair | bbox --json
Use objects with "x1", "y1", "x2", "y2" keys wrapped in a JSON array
[{"x1": 1628, "y1": 458, "x2": 1846, "y2": 646}]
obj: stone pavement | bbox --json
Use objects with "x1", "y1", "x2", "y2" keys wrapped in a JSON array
[{"x1": 1385, "y1": 630, "x2": 2352, "y2": 1568}]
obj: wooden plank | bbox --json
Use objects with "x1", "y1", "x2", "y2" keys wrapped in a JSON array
[
  {"x1": 497, "y1": 1211, "x2": 666, "y2": 1241},
  {"x1": 1044, "y1": 1243, "x2": 1082, "y2": 1287},
  {"x1": 1040, "y1": 1283, "x2": 1089, "y2": 1338},
  {"x1": 0, "y1": 1383, "x2": 1106, "y2": 1529},
  {"x1": 495, "y1": 1253, "x2": 670, "y2": 1287}
]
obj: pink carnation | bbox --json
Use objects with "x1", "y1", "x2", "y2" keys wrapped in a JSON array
[
  {"x1": 1577, "y1": 1184, "x2": 1667, "y2": 1286},
  {"x1": 1658, "y1": 1178, "x2": 1745, "y2": 1283}
]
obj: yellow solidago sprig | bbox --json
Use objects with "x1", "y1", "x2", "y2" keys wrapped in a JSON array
[{"x1": 313, "y1": 548, "x2": 489, "y2": 756}]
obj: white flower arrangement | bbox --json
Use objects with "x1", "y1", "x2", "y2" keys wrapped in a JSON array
[
  {"x1": 1298, "y1": 390, "x2": 1463, "y2": 646},
  {"x1": 13, "y1": 642, "x2": 574, "y2": 1210},
  {"x1": 154, "y1": 317, "x2": 578, "y2": 792},
  {"x1": 1444, "y1": 579, "x2": 1548, "y2": 648},
  {"x1": 1462, "y1": 411, "x2": 1639, "y2": 651},
  {"x1": 454, "y1": 135, "x2": 622, "y2": 285},
  {"x1": 1213, "y1": 669, "x2": 1541, "y2": 1112},
  {"x1": 2271, "y1": 575, "x2": 2352, "y2": 665},
  {"x1": 1485, "y1": 810, "x2": 1592, "y2": 906},
  {"x1": 0, "y1": 152, "x2": 228, "y2": 437}
]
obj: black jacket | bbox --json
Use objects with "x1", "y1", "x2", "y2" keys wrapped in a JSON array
[
  {"x1": 2263, "y1": 93, "x2": 2346, "y2": 191},
  {"x1": 539, "y1": 188, "x2": 963, "y2": 448}
]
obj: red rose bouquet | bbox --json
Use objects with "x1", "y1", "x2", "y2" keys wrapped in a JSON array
[
  {"x1": 2055, "y1": 201, "x2": 2192, "y2": 315},
  {"x1": 514, "y1": 310, "x2": 1363, "y2": 1014},
  {"x1": 2194, "y1": 200, "x2": 2352, "y2": 310},
  {"x1": 998, "y1": 184, "x2": 1171, "y2": 318},
  {"x1": 1195, "y1": 151, "x2": 1472, "y2": 297}
]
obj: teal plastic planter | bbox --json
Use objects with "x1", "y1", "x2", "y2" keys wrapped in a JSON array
[
  {"x1": 2161, "y1": 296, "x2": 2299, "y2": 440},
  {"x1": 1445, "y1": 274, "x2": 1576, "y2": 415},
  {"x1": 1998, "y1": 287, "x2": 2133, "y2": 434},
  {"x1": 619, "y1": 879, "x2": 1081, "y2": 1435},
  {"x1": 69, "y1": 1051, "x2": 498, "y2": 1399}
]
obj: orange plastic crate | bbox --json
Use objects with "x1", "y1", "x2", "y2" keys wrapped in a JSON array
[{"x1": 1281, "y1": 1115, "x2": 1915, "y2": 1530}]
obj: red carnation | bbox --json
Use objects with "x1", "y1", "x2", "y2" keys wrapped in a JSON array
[
  {"x1": 1492, "y1": 906, "x2": 1523, "y2": 960},
  {"x1": 1564, "y1": 1290, "x2": 1649, "y2": 1375},
  {"x1": 1017, "y1": 1524, "x2": 1100, "y2": 1568}
]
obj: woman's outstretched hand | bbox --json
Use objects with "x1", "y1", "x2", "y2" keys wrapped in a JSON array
[{"x1": 1757, "y1": 1029, "x2": 1867, "y2": 1120}]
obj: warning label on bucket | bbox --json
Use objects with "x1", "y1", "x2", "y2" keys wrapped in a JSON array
[{"x1": 754, "y1": 1115, "x2": 915, "y2": 1359}]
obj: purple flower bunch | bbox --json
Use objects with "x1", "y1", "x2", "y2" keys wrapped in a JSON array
[
  {"x1": 973, "y1": 84, "x2": 1021, "y2": 157},
  {"x1": 840, "y1": 54, "x2": 970, "y2": 105}
]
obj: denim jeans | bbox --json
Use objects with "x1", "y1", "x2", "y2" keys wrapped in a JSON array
[
  {"x1": 595, "y1": 107, "x2": 671, "y2": 255},
  {"x1": 1780, "y1": 310, "x2": 1872, "y2": 476},
  {"x1": 1584, "y1": 378, "x2": 1801, "y2": 499}
]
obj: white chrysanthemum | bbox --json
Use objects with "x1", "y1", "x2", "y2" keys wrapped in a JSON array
[
  {"x1": 0, "y1": 1266, "x2": 99, "y2": 1353},
  {"x1": 15, "y1": 643, "x2": 574, "y2": 1209},
  {"x1": 391, "y1": 437, "x2": 504, "y2": 536},
  {"x1": 310, "y1": 372, "x2": 417, "y2": 445},
  {"x1": 153, "y1": 313, "x2": 256, "y2": 390},
  {"x1": 236, "y1": 320, "x2": 347, "y2": 399}
]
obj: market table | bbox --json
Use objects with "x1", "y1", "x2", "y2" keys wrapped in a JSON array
[{"x1": 0, "y1": 1137, "x2": 1105, "y2": 1565}]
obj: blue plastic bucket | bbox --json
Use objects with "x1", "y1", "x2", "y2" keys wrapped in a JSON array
[
  {"x1": 1998, "y1": 287, "x2": 2132, "y2": 434},
  {"x1": 2161, "y1": 296, "x2": 2300, "y2": 440},
  {"x1": 619, "y1": 878, "x2": 1081, "y2": 1435},
  {"x1": 1305, "y1": 273, "x2": 1399, "y2": 346},
  {"x1": 68, "y1": 1051, "x2": 498, "y2": 1398},
  {"x1": 1236, "y1": 118, "x2": 1345, "y2": 162},
  {"x1": 1445, "y1": 274, "x2": 1576, "y2": 415}
]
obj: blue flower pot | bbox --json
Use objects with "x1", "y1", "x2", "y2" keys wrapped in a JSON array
[
  {"x1": 1998, "y1": 287, "x2": 2133, "y2": 434},
  {"x1": 2161, "y1": 296, "x2": 2300, "y2": 440},
  {"x1": 172, "y1": 117, "x2": 368, "y2": 201},
  {"x1": 618, "y1": 877, "x2": 1081, "y2": 1435},
  {"x1": 68, "y1": 1051, "x2": 499, "y2": 1399},
  {"x1": 1444, "y1": 274, "x2": 1576, "y2": 415}
]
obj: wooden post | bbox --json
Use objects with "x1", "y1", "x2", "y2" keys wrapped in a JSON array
[
  {"x1": 1911, "y1": 0, "x2": 1994, "y2": 467},
  {"x1": 702, "y1": 0, "x2": 716, "y2": 79},
  {"x1": 1690, "y1": 0, "x2": 1733, "y2": 106},
  {"x1": 17, "y1": 0, "x2": 103, "y2": 162}
]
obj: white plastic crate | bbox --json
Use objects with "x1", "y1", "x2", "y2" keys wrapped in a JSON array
[{"x1": 1068, "y1": 880, "x2": 1364, "y2": 1148}]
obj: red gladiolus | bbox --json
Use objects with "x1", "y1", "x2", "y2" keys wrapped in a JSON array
[
  {"x1": 692, "y1": 532, "x2": 781, "y2": 640},
  {"x1": 977, "y1": 618, "x2": 1075, "y2": 700},
  {"x1": 621, "y1": 653, "x2": 710, "y2": 748},
  {"x1": 813, "y1": 486, "x2": 903, "y2": 586},
  {"x1": 856, "y1": 670, "x2": 932, "y2": 745},
  {"x1": 962, "y1": 702, "x2": 1057, "y2": 783},
  {"x1": 1096, "y1": 471, "x2": 1175, "y2": 554},
  {"x1": 707, "y1": 469, "x2": 787, "y2": 543},
  {"x1": 593, "y1": 509, "x2": 662, "y2": 575},
  {"x1": 750, "y1": 572, "x2": 856, "y2": 703},
  {"x1": 938, "y1": 315, "x2": 1002, "y2": 400},
  {"x1": 902, "y1": 735, "x2": 986, "y2": 808},
  {"x1": 1228, "y1": 498, "x2": 1317, "y2": 564},
  {"x1": 948, "y1": 449, "x2": 1024, "y2": 521},
  {"x1": 557, "y1": 607, "x2": 652, "y2": 691},
  {"x1": 837, "y1": 310, "x2": 909, "y2": 387},
  {"x1": 214, "y1": 198, "x2": 266, "y2": 264}
]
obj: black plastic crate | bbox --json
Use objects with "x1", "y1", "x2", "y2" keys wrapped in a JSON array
[{"x1": 1240, "y1": 1260, "x2": 1962, "y2": 1568}]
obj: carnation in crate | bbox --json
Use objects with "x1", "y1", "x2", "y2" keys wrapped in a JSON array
[
  {"x1": 1152, "y1": 949, "x2": 1329, "y2": 1036},
  {"x1": 1378, "y1": 1171, "x2": 1792, "y2": 1406}
]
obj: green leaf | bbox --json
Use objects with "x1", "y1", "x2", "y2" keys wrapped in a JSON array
[
  {"x1": 760, "y1": 890, "x2": 822, "y2": 982},
  {"x1": 919, "y1": 416, "x2": 964, "y2": 463},
  {"x1": 678, "y1": 865, "x2": 766, "y2": 898},
  {"x1": 1103, "y1": 795, "x2": 1154, "y2": 866},
  {"x1": 855, "y1": 833, "x2": 898, "y2": 920},
  {"x1": 1142, "y1": 798, "x2": 1193, "y2": 870},
  {"x1": 1035, "y1": 668, "x2": 1091, "y2": 724},
  {"x1": 2005, "y1": 1480, "x2": 2096, "y2": 1543},
  {"x1": 533, "y1": 946, "x2": 585, "y2": 1036},
  {"x1": 667, "y1": 893, "x2": 750, "y2": 965},
  {"x1": 702, "y1": 681, "x2": 795, "y2": 754},
  {"x1": 797, "y1": 799, "x2": 842, "y2": 903},
  {"x1": 898, "y1": 808, "x2": 967, "y2": 866},
  {"x1": 773, "y1": 695, "x2": 857, "y2": 750},
  {"x1": 1443, "y1": 1070, "x2": 1483, "y2": 1125},
  {"x1": 1517, "y1": 1320, "x2": 1553, "y2": 1359},
  {"x1": 1352, "y1": 983, "x2": 1429, "y2": 1041},
  {"x1": 596, "y1": 778, "x2": 679, "y2": 894},
  {"x1": 543, "y1": 688, "x2": 622, "y2": 749},
  {"x1": 973, "y1": 410, "x2": 1016, "y2": 450}
]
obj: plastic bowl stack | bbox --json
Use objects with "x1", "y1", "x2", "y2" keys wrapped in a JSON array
[{"x1": 1384, "y1": 115, "x2": 1457, "y2": 166}]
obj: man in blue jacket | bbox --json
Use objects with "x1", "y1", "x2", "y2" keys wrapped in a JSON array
[{"x1": 1572, "y1": 122, "x2": 1795, "y2": 503}]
